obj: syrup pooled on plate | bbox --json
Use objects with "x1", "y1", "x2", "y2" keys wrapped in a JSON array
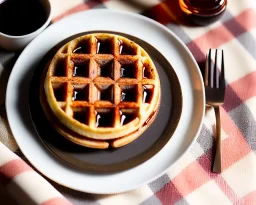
[{"x1": 0, "y1": 0, "x2": 47, "y2": 36}]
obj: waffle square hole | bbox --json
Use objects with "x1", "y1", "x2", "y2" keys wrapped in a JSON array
[
  {"x1": 73, "y1": 40, "x2": 90, "y2": 54},
  {"x1": 96, "y1": 39, "x2": 112, "y2": 54},
  {"x1": 95, "y1": 109, "x2": 115, "y2": 127},
  {"x1": 53, "y1": 59, "x2": 66, "y2": 76},
  {"x1": 120, "y1": 110, "x2": 138, "y2": 126},
  {"x1": 72, "y1": 85, "x2": 89, "y2": 101},
  {"x1": 73, "y1": 61, "x2": 90, "y2": 77},
  {"x1": 143, "y1": 65, "x2": 154, "y2": 79},
  {"x1": 98, "y1": 60, "x2": 114, "y2": 79},
  {"x1": 119, "y1": 41, "x2": 136, "y2": 55},
  {"x1": 99, "y1": 85, "x2": 114, "y2": 102},
  {"x1": 60, "y1": 106, "x2": 66, "y2": 112},
  {"x1": 73, "y1": 108, "x2": 89, "y2": 125},
  {"x1": 120, "y1": 63, "x2": 136, "y2": 78},
  {"x1": 143, "y1": 85, "x2": 154, "y2": 103},
  {"x1": 121, "y1": 86, "x2": 137, "y2": 102},
  {"x1": 53, "y1": 83, "x2": 67, "y2": 101}
]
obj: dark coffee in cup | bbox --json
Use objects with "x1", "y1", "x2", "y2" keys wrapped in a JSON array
[{"x1": 0, "y1": 0, "x2": 47, "y2": 36}]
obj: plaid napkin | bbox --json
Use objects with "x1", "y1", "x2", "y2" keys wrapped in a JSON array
[
  {"x1": 0, "y1": 141, "x2": 72, "y2": 205},
  {"x1": 1, "y1": 0, "x2": 256, "y2": 204}
]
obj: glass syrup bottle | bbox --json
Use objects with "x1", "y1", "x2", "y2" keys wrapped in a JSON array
[{"x1": 179, "y1": 0, "x2": 227, "y2": 26}]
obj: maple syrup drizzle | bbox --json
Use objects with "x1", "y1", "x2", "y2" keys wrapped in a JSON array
[
  {"x1": 99, "y1": 61, "x2": 114, "y2": 78},
  {"x1": 120, "y1": 111, "x2": 137, "y2": 126},
  {"x1": 53, "y1": 85, "x2": 65, "y2": 101},
  {"x1": 121, "y1": 88, "x2": 137, "y2": 102},
  {"x1": 54, "y1": 61, "x2": 65, "y2": 76},
  {"x1": 142, "y1": 86, "x2": 153, "y2": 103},
  {"x1": 120, "y1": 64, "x2": 135, "y2": 78},
  {"x1": 96, "y1": 40, "x2": 111, "y2": 54},
  {"x1": 95, "y1": 111, "x2": 114, "y2": 127},
  {"x1": 100, "y1": 86, "x2": 113, "y2": 102}
]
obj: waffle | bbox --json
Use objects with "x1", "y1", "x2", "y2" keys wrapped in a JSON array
[{"x1": 41, "y1": 33, "x2": 160, "y2": 148}]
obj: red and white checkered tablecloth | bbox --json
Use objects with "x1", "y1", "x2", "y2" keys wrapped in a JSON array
[{"x1": 1, "y1": 0, "x2": 256, "y2": 204}]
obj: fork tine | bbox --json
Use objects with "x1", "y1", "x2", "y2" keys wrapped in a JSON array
[
  {"x1": 220, "y1": 50, "x2": 225, "y2": 88},
  {"x1": 208, "y1": 49, "x2": 214, "y2": 88},
  {"x1": 204, "y1": 50, "x2": 209, "y2": 86},
  {"x1": 214, "y1": 49, "x2": 219, "y2": 88}
]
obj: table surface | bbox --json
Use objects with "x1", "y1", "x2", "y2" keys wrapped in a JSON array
[{"x1": 1, "y1": 0, "x2": 256, "y2": 204}]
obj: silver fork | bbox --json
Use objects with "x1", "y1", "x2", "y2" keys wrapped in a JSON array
[{"x1": 204, "y1": 49, "x2": 226, "y2": 173}]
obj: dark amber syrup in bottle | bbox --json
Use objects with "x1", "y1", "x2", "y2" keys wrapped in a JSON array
[{"x1": 179, "y1": 0, "x2": 227, "y2": 26}]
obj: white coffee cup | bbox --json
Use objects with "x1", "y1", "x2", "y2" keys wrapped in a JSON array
[{"x1": 0, "y1": 0, "x2": 52, "y2": 51}]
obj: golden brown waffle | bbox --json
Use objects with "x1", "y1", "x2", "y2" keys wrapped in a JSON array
[{"x1": 41, "y1": 33, "x2": 160, "y2": 148}]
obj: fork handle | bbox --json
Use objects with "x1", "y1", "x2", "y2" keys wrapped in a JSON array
[{"x1": 212, "y1": 106, "x2": 222, "y2": 173}]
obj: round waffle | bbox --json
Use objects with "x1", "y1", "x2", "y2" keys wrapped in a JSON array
[{"x1": 41, "y1": 33, "x2": 160, "y2": 148}]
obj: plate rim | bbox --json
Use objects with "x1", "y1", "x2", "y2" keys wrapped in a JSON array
[{"x1": 6, "y1": 9, "x2": 205, "y2": 194}]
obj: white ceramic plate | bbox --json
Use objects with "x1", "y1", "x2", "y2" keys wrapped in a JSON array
[{"x1": 6, "y1": 9, "x2": 205, "y2": 194}]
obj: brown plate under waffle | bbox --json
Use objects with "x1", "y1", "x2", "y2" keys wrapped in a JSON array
[
  {"x1": 41, "y1": 33, "x2": 161, "y2": 149},
  {"x1": 30, "y1": 31, "x2": 182, "y2": 172}
]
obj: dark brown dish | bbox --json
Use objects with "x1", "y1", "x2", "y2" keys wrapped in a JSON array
[{"x1": 29, "y1": 31, "x2": 182, "y2": 173}]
